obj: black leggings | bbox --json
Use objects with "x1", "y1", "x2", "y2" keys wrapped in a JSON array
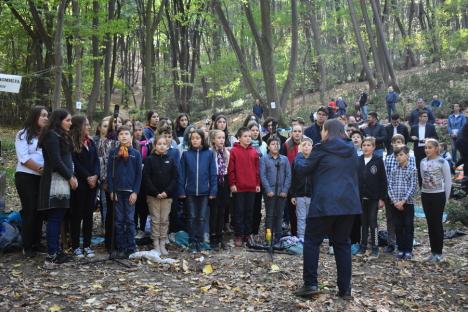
[
  {"x1": 421, "y1": 192, "x2": 446, "y2": 254},
  {"x1": 210, "y1": 179, "x2": 229, "y2": 243},
  {"x1": 70, "y1": 182, "x2": 97, "y2": 249},
  {"x1": 134, "y1": 189, "x2": 148, "y2": 232},
  {"x1": 15, "y1": 172, "x2": 44, "y2": 250},
  {"x1": 360, "y1": 199, "x2": 379, "y2": 248}
]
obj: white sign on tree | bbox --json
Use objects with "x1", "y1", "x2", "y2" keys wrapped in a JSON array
[{"x1": 0, "y1": 73, "x2": 22, "y2": 93}]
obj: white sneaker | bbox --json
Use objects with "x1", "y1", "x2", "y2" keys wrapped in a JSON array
[
  {"x1": 83, "y1": 247, "x2": 95, "y2": 258},
  {"x1": 73, "y1": 247, "x2": 84, "y2": 258},
  {"x1": 135, "y1": 230, "x2": 145, "y2": 239}
]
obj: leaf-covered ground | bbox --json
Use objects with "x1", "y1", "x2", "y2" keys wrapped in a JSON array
[{"x1": 0, "y1": 217, "x2": 467, "y2": 312}]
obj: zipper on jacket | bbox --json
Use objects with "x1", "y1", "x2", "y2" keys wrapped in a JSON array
[{"x1": 196, "y1": 150, "x2": 199, "y2": 196}]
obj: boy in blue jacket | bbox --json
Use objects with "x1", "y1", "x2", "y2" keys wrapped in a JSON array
[
  {"x1": 260, "y1": 137, "x2": 291, "y2": 243},
  {"x1": 107, "y1": 126, "x2": 142, "y2": 259}
]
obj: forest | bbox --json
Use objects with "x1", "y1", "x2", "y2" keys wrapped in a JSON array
[{"x1": 0, "y1": 0, "x2": 466, "y2": 122}]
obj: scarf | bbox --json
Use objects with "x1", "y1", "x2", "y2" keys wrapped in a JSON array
[
  {"x1": 217, "y1": 149, "x2": 227, "y2": 184},
  {"x1": 118, "y1": 143, "x2": 130, "y2": 160}
]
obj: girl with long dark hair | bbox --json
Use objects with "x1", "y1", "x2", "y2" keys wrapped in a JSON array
[
  {"x1": 15, "y1": 106, "x2": 48, "y2": 257},
  {"x1": 212, "y1": 115, "x2": 236, "y2": 147},
  {"x1": 69, "y1": 115, "x2": 100, "y2": 258},
  {"x1": 175, "y1": 113, "x2": 190, "y2": 143},
  {"x1": 38, "y1": 108, "x2": 78, "y2": 265},
  {"x1": 143, "y1": 111, "x2": 159, "y2": 140}
]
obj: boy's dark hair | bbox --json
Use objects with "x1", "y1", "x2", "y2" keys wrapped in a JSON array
[
  {"x1": 369, "y1": 112, "x2": 378, "y2": 119},
  {"x1": 391, "y1": 113, "x2": 400, "y2": 120},
  {"x1": 419, "y1": 111, "x2": 428, "y2": 117},
  {"x1": 393, "y1": 145, "x2": 409, "y2": 156},
  {"x1": 188, "y1": 128, "x2": 208, "y2": 149},
  {"x1": 157, "y1": 124, "x2": 172, "y2": 135},
  {"x1": 317, "y1": 106, "x2": 328, "y2": 115},
  {"x1": 267, "y1": 136, "x2": 281, "y2": 146},
  {"x1": 263, "y1": 117, "x2": 278, "y2": 129},
  {"x1": 236, "y1": 126, "x2": 250, "y2": 138},
  {"x1": 350, "y1": 130, "x2": 364, "y2": 140},
  {"x1": 323, "y1": 119, "x2": 346, "y2": 141},
  {"x1": 117, "y1": 125, "x2": 132, "y2": 136}
]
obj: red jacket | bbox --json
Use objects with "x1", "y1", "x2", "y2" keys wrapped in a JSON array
[
  {"x1": 283, "y1": 139, "x2": 300, "y2": 164},
  {"x1": 228, "y1": 142, "x2": 260, "y2": 192}
]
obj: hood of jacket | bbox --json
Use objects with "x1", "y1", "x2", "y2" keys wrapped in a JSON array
[{"x1": 319, "y1": 138, "x2": 355, "y2": 158}]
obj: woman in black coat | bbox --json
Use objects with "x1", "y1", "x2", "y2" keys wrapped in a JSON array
[
  {"x1": 294, "y1": 119, "x2": 362, "y2": 299},
  {"x1": 38, "y1": 109, "x2": 78, "y2": 265},
  {"x1": 70, "y1": 115, "x2": 100, "y2": 258}
]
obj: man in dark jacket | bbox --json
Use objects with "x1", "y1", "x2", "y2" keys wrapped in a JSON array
[
  {"x1": 385, "y1": 113, "x2": 410, "y2": 154},
  {"x1": 294, "y1": 120, "x2": 361, "y2": 299},
  {"x1": 408, "y1": 98, "x2": 435, "y2": 127},
  {"x1": 363, "y1": 112, "x2": 387, "y2": 158},
  {"x1": 252, "y1": 99, "x2": 263, "y2": 121},
  {"x1": 304, "y1": 107, "x2": 328, "y2": 146},
  {"x1": 410, "y1": 111, "x2": 439, "y2": 185}
]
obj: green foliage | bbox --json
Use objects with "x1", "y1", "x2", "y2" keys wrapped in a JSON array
[{"x1": 446, "y1": 196, "x2": 468, "y2": 226}]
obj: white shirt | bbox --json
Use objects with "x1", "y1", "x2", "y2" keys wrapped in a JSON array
[
  {"x1": 364, "y1": 156, "x2": 372, "y2": 165},
  {"x1": 393, "y1": 126, "x2": 398, "y2": 136},
  {"x1": 15, "y1": 129, "x2": 43, "y2": 176},
  {"x1": 418, "y1": 124, "x2": 426, "y2": 147}
]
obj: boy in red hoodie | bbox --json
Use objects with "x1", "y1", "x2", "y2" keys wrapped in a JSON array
[{"x1": 228, "y1": 127, "x2": 261, "y2": 247}]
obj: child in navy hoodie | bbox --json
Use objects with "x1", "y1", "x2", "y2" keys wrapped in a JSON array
[
  {"x1": 358, "y1": 137, "x2": 387, "y2": 258},
  {"x1": 107, "y1": 126, "x2": 142, "y2": 259},
  {"x1": 178, "y1": 129, "x2": 217, "y2": 252},
  {"x1": 228, "y1": 127, "x2": 261, "y2": 247}
]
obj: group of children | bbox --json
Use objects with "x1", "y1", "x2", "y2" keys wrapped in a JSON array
[{"x1": 20, "y1": 105, "x2": 454, "y2": 263}]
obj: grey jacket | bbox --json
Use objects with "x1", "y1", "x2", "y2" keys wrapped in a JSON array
[{"x1": 260, "y1": 154, "x2": 291, "y2": 195}]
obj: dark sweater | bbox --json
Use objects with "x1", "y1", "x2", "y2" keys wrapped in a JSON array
[
  {"x1": 143, "y1": 153, "x2": 178, "y2": 198},
  {"x1": 72, "y1": 140, "x2": 100, "y2": 182},
  {"x1": 291, "y1": 153, "x2": 313, "y2": 197},
  {"x1": 107, "y1": 147, "x2": 142, "y2": 193},
  {"x1": 363, "y1": 123, "x2": 387, "y2": 150},
  {"x1": 358, "y1": 155, "x2": 387, "y2": 200}
]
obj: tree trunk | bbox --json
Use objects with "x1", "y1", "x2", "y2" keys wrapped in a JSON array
[
  {"x1": 103, "y1": 0, "x2": 115, "y2": 114},
  {"x1": 370, "y1": 0, "x2": 399, "y2": 91},
  {"x1": 52, "y1": 0, "x2": 68, "y2": 110},
  {"x1": 71, "y1": 0, "x2": 82, "y2": 105},
  {"x1": 359, "y1": 0, "x2": 385, "y2": 88},
  {"x1": 347, "y1": 0, "x2": 377, "y2": 90},
  {"x1": 88, "y1": 0, "x2": 101, "y2": 121},
  {"x1": 303, "y1": 0, "x2": 327, "y2": 105}
]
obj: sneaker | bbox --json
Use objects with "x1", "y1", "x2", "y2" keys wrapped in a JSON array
[
  {"x1": 83, "y1": 247, "x2": 95, "y2": 258},
  {"x1": 328, "y1": 246, "x2": 334, "y2": 255},
  {"x1": 433, "y1": 254, "x2": 443, "y2": 262},
  {"x1": 135, "y1": 230, "x2": 145, "y2": 239},
  {"x1": 370, "y1": 247, "x2": 379, "y2": 258},
  {"x1": 384, "y1": 245, "x2": 395, "y2": 253},
  {"x1": 116, "y1": 251, "x2": 128, "y2": 259},
  {"x1": 402, "y1": 252, "x2": 413, "y2": 260},
  {"x1": 395, "y1": 251, "x2": 405, "y2": 260},
  {"x1": 351, "y1": 244, "x2": 361, "y2": 255},
  {"x1": 73, "y1": 247, "x2": 84, "y2": 258},
  {"x1": 294, "y1": 285, "x2": 319, "y2": 297},
  {"x1": 234, "y1": 236, "x2": 243, "y2": 247},
  {"x1": 357, "y1": 247, "x2": 367, "y2": 255},
  {"x1": 45, "y1": 252, "x2": 71, "y2": 266},
  {"x1": 220, "y1": 241, "x2": 229, "y2": 251}
]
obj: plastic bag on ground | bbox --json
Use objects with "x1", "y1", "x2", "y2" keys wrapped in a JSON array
[{"x1": 129, "y1": 249, "x2": 178, "y2": 264}]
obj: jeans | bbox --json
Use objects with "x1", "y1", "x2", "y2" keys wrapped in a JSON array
[
  {"x1": 421, "y1": 192, "x2": 446, "y2": 254},
  {"x1": 360, "y1": 199, "x2": 379, "y2": 249},
  {"x1": 15, "y1": 172, "x2": 43, "y2": 250},
  {"x1": 295, "y1": 197, "x2": 310, "y2": 240},
  {"x1": 303, "y1": 215, "x2": 354, "y2": 293},
  {"x1": 210, "y1": 180, "x2": 229, "y2": 243},
  {"x1": 264, "y1": 196, "x2": 286, "y2": 241},
  {"x1": 70, "y1": 182, "x2": 97, "y2": 250},
  {"x1": 387, "y1": 102, "x2": 396, "y2": 122},
  {"x1": 451, "y1": 137, "x2": 458, "y2": 164},
  {"x1": 186, "y1": 195, "x2": 209, "y2": 244},
  {"x1": 114, "y1": 191, "x2": 136, "y2": 253},
  {"x1": 46, "y1": 208, "x2": 67, "y2": 255},
  {"x1": 361, "y1": 105, "x2": 368, "y2": 120},
  {"x1": 392, "y1": 203, "x2": 414, "y2": 253},
  {"x1": 233, "y1": 192, "x2": 256, "y2": 237},
  {"x1": 384, "y1": 199, "x2": 396, "y2": 246}
]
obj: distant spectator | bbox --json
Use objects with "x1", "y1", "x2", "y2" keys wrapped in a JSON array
[
  {"x1": 384, "y1": 113, "x2": 410, "y2": 154},
  {"x1": 362, "y1": 112, "x2": 387, "y2": 158},
  {"x1": 336, "y1": 97, "x2": 347, "y2": 116},
  {"x1": 252, "y1": 99, "x2": 264, "y2": 121},
  {"x1": 408, "y1": 98, "x2": 435, "y2": 127},
  {"x1": 358, "y1": 89, "x2": 369, "y2": 120},
  {"x1": 304, "y1": 107, "x2": 328, "y2": 146},
  {"x1": 385, "y1": 86, "x2": 399, "y2": 122},
  {"x1": 447, "y1": 103, "x2": 466, "y2": 163},
  {"x1": 430, "y1": 95, "x2": 442, "y2": 108}
]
